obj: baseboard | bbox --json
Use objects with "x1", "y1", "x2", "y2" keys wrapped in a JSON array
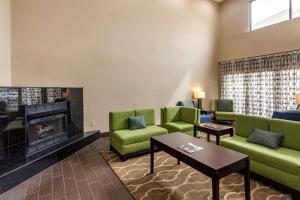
[{"x1": 100, "y1": 132, "x2": 109, "y2": 138}]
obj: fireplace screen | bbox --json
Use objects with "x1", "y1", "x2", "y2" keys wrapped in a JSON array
[{"x1": 27, "y1": 114, "x2": 67, "y2": 154}]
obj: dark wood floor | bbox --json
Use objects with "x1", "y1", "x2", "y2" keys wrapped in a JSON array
[{"x1": 0, "y1": 137, "x2": 134, "y2": 200}]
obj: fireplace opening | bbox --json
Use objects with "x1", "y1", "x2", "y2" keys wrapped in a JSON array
[{"x1": 25, "y1": 102, "x2": 68, "y2": 155}]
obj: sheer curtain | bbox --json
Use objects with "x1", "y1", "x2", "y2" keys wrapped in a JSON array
[{"x1": 220, "y1": 50, "x2": 300, "y2": 117}]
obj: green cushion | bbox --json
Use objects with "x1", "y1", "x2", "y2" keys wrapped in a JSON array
[
  {"x1": 164, "y1": 107, "x2": 181, "y2": 122},
  {"x1": 110, "y1": 139, "x2": 151, "y2": 156},
  {"x1": 270, "y1": 119, "x2": 300, "y2": 151},
  {"x1": 135, "y1": 109, "x2": 155, "y2": 126},
  {"x1": 247, "y1": 128, "x2": 283, "y2": 149},
  {"x1": 235, "y1": 114, "x2": 269, "y2": 138},
  {"x1": 111, "y1": 125, "x2": 168, "y2": 146},
  {"x1": 251, "y1": 160, "x2": 300, "y2": 192},
  {"x1": 163, "y1": 121, "x2": 194, "y2": 133},
  {"x1": 109, "y1": 110, "x2": 135, "y2": 132},
  {"x1": 128, "y1": 116, "x2": 146, "y2": 130},
  {"x1": 220, "y1": 136, "x2": 300, "y2": 177},
  {"x1": 180, "y1": 107, "x2": 198, "y2": 124},
  {"x1": 215, "y1": 112, "x2": 235, "y2": 121}
]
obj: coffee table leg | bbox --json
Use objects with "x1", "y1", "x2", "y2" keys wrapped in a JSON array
[
  {"x1": 212, "y1": 178, "x2": 219, "y2": 200},
  {"x1": 230, "y1": 129, "x2": 234, "y2": 137},
  {"x1": 193, "y1": 126, "x2": 197, "y2": 137},
  {"x1": 150, "y1": 138, "x2": 154, "y2": 174},
  {"x1": 216, "y1": 135, "x2": 220, "y2": 145},
  {"x1": 244, "y1": 158, "x2": 250, "y2": 200},
  {"x1": 207, "y1": 133, "x2": 210, "y2": 142}
]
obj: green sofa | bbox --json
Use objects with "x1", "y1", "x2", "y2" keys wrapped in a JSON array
[
  {"x1": 109, "y1": 108, "x2": 168, "y2": 161},
  {"x1": 220, "y1": 114, "x2": 300, "y2": 198},
  {"x1": 215, "y1": 99, "x2": 235, "y2": 122},
  {"x1": 161, "y1": 106, "x2": 199, "y2": 135}
]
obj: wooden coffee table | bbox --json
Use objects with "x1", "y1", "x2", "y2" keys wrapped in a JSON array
[
  {"x1": 194, "y1": 123, "x2": 234, "y2": 145},
  {"x1": 150, "y1": 132, "x2": 250, "y2": 200}
]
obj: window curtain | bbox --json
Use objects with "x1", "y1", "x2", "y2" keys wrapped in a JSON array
[{"x1": 220, "y1": 50, "x2": 300, "y2": 117}]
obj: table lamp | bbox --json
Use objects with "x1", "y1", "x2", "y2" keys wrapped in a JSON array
[
  {"x1": 193, "y1": 89, "x2": 205, "y2": 109},
  {"x1": 296, "y1": 94, "x2": 300, "y2": 110}
]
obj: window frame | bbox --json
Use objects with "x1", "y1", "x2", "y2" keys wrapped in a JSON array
[{"x1": 249, "y1": 0, "x2": 295, "y2": 31}]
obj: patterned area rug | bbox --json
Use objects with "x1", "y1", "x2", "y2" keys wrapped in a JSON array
[{"x1": 100, "y1": 149, "x2": 292, "y2": 200}]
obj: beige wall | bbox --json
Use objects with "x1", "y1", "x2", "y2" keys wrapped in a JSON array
[
  {"x1": 11, "y1": 0, "x2": 220, "y2": 132},
  {"x1": 219, "y1": 0, "x2": 300, "y2": 61},
  {"x1": 0, "y1": 0, "x2": 11, "y2": 85}
]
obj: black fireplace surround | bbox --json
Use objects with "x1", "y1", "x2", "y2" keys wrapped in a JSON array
[
  {"x1": 26, "y1": 102, "x2": 69, "y2": 155},
  {"x1": 0, "y1": 87, "x2": 84, "y2": 177}
]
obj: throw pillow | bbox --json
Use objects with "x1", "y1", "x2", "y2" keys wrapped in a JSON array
[
  {"x1": 128, "y1": 116, "x2": 146, "y2": 130},
  {"x1": 247, "y1": 128, "x2": 283, "y2": 149}
]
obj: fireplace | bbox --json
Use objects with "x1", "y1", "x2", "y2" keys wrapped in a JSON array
[
  {"x1": 0, "y1": 87, "x2": 100, "y2": 194},
  {"x1": 0, "y1": 88, "x2": 84, "y2": 169},
  {"x1": 25, "y1": 101, "x2": 69, "y2": 155},
  {"x1": 27, "y1": 113, "x2": 68, "y2": 155}
]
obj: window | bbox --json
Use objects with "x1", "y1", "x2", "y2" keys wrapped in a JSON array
[
  {"x1": 250, "y1": 0, "x2": 300, "y2": 31},
  {"x1": 293, "y1": 0, "x2": 300, "y2": 18},
  {"x1": 219, "y1": 51, "x2": 300, "y2": 117}
]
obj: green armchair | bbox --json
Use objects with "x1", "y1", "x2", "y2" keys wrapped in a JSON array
[
  {"x1": 215, "y1": 99, "x2": 235, "y2": 122},
  {"x1": 109, "y1": 108, "x2": 168, "y2": 161},
  {"x1": 161, "y1": 106, "x2": 199, "y2": 135}
]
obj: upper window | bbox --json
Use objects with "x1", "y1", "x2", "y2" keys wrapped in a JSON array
[
  {"x1": 250, "y1": 0, "x2": 300, "y2": 31},
  {"x1": 293, "y1": 0, "x2": 300, "y2": 18}
]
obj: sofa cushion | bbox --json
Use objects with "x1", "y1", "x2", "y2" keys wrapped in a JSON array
[
  {"x1": 135, "y1": 109, "x2": 155, "y2": 126},
  {"x1": 111, "y1": 125, "x2": 168, "y2": 146},
  {"x1": 180, "y1": 107, "x2": 198, "y2": 124},
  {"x1": 109, "y1": 110, "x2": 135, "y2": 132},
  {"x1": 164, "y1": 107, "x2": 181, "y2": 122},
  {"x1": 235, "y1": 114, "x2": 269, "y2": 138},
  {"x1": 250, "y1": 160, "x2": 300, "y2": 193},
  {"x1": 220, "y1": 136, "x2": 300, "y2": 177},
  {"x1": 128, "y1": 116, "x2": 146, "y2": 130},
  {"x1": 110, "y1": 138, "x2": 151, "y2": 156},
  {"x1": 247, "y1": 128, "x2": 283, "y2": 149},
  {"x1": 215, "y1": 112, "x2": 235, "y2": 121},
  {"x1": 163, "y1": 121, "x2": 194, "y2": 133},
  {"x1": 270, "y1": 119, "x2": 300, "y2": 151}
]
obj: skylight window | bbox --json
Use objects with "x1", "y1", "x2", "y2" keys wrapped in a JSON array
[
  {"x1": 293, "y1": 0, "x2": 300, "y2": 18},
  {"x1": 250, "y1": 0, "x2": 300, "y2": 31}
]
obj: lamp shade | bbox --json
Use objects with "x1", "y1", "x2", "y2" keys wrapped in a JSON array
[
  {"x1": 193, "y1": 89, "x2": 205, "y2": 99},
  {"x1": 296, "y1": 94, "x2": 300, "y2": 105},
  {"x1": 199, "y1": 91, "x2": 205, "y2": 99}
]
